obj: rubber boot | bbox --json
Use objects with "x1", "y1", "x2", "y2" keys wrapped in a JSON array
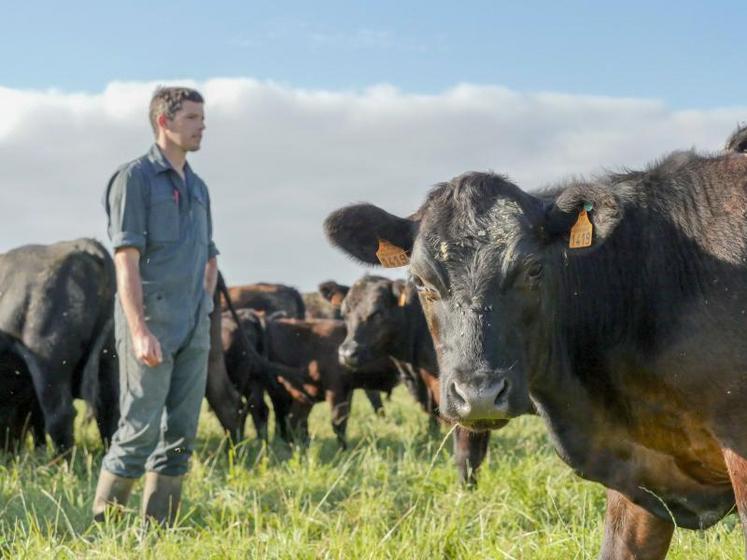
[
  {"x1": 92, "y1": 469, "x2": 136, "y2": 522},
  {"x1": 141, "y1": 472, "x2": 183, "y2": 527}
]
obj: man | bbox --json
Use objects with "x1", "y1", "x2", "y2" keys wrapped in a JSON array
[{"x1": 92, "y1": 86, "x2": 219, "y2": 526}]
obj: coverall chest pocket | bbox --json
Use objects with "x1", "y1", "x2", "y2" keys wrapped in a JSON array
[
  {"x1": 192, "y1": 190, "x2": 209, "y2": 245},
  {"x1": 148, "y1": 186, "x2": 180, "y2": 243}
]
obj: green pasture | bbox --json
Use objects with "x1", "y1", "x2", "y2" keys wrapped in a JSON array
[{"x1": 0, "y1": 388, "x2": 741, "y2": 559}]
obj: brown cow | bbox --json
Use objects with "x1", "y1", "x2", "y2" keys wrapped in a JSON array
[
  {"x1": 223, "y1": 313, "x2": 399, "y2": 449},
  {"x1": 221, "y1": 282, "x2": 305, "y2": 318}
]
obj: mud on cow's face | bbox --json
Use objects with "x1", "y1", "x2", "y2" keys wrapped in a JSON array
[
  {"x1": 337, "y1": 277, "x2": 404, "y2": 369},
  {"x1": 325, "y1": 171, "x2": 622, "y2": 430}
]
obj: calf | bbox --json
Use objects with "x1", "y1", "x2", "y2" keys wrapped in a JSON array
[
  {"x1": 338, "y1": 275, "x2": 495, "y2": 485},
  {"x1": 313, "y1": 280, "x2": 389, "y2": 415},
  {"x1": 205, "y1": 274, "x2": 312, "y2": 442},
  {"x1": 224, "y1": 313, "x2": 399, "y2": 449}
]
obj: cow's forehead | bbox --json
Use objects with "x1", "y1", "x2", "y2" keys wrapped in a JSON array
[
  {"x1": 346, "y1": 278, "x2": 392, "y2": 312},
  {"x1": 417, "y1": 193, "x2": 527, "y2": 268}
]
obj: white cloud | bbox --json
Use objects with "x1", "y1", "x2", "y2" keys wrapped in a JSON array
[{"x1": 0, "y1": 79, "x2": 744, "y2": 292}]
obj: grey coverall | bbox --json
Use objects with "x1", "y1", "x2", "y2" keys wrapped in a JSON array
[{"x1": 102, "y1": 144, "x2": 219, "y2": 478}]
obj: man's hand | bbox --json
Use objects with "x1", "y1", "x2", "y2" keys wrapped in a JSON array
[
  {"x1": 114, "y1": 248, "x2": 164, "y2": 367},
  {"x1": 132, "y1": 326, "x2": 163, "y2": 367}
]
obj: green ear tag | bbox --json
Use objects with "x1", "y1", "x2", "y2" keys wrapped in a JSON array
[{"x1": 583, "y1": 201, "x2": 593, "y2": 212}]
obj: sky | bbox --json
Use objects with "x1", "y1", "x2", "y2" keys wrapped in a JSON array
[{"x1": 1, "y1": 2, "x2": 746, "y2": 291}]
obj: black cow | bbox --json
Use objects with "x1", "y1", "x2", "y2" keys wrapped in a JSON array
[
  {"x1": 313, "y1": 280, "x2": 391, "y2": 415},
  {"x1": 0, "y1": 239, "x2": 119, "y2": 453},
  {"x1": 205, "y1": 285, "x2": 249, "y2": 442},
  {"x1": 338, "y1": 275, "x2": 494, "y2": 485},
  {"x1": 326, "y1": 150, "x2": 747, "y2": 558}
]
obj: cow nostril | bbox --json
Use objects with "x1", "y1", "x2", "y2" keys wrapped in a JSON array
[
  {"x1": 494, "y1": 379, "x2": 509, "y2": 405},
  {"x1": 449, "y1": 381, "x2": 467, "y2": 407}
]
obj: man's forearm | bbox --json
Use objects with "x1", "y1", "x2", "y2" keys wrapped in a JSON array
[
  {"x1": 204, "y1": 257, "x2": 218, "y2": 295},
  {"x1": 114, "y1": 248, "x2": 148, "y2": 336}
]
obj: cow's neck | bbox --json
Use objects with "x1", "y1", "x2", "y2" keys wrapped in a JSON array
[{"x1": 524, "y1": 211, "x2": 741, "y2": 529}]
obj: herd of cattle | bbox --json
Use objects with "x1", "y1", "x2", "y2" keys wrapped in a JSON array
[
  {"x1": 2, "y1": 125, "x2": 747, "y2": 557},
  {"x1": 0, "y1": 239, "x2": 487, "y2": 483}
]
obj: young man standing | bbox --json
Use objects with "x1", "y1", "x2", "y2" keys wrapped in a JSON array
[{"x1": 93, "y1": 86, "x2": 219, "y2": 526}]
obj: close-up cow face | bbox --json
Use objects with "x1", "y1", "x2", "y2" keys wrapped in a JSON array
[
  {"x1": 337, "y1": 276, "x2": 404, "y2": 369},
  {"x1": 325, "y1": 171, "x2": 622, "y2": 431}
]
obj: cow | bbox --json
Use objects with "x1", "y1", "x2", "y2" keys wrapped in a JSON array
[
  {"x1": 218, "y1": 308, "x2": 288, "y2": 442},
  {"x1": 205, "y1": 285, "x2": 249, "y2": 442},
  {"x1": 325, "y1": 150, "x2": 747, "y2": 558},
  {"x1": 223, "y1": 312, "x2": 400, "y2": 449},
  {"x1": 221, "y1": 282, "x2": 306, "y2": 318},
  {"x1": 312, "y1": 280, "x2": 390, "y2": 415},
  {"x1": 205, "y1": 274, "x2": 313, "y2": 442},
  {"x1": 0, "y1": 239, "x2": 119, "y2": 454},
  {"x1": 337, "y1": 275, "x2": 495, "y2": 485}
]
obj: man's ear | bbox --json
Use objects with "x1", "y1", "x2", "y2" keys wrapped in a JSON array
[
  {"x1": 157, "y1": 113, "x2": 169, "y2": 130},
  {"x1": 540, "y1": 182, "x2": 623, "y2": 250},
  {"x1": 324, "y1": 203, "x2": 418, "y2": 266}
]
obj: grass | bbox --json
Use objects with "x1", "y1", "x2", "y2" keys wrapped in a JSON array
[{"x1": 0, "y1": 388, "x2": 741, "y2": 559}]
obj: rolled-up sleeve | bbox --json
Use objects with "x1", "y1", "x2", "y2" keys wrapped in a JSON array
[
  {"x1": 206, "y1": 188, "x2": 220, "y2": 259},
  {"x1": 106, "y1": 166, "x2": 147, "y2": 253}
]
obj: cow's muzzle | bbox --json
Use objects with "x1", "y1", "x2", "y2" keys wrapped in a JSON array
[
  {"x1": 449, "y1": 378, "x2": 509, "y2": 419},
  {"x1": 338, "y1": 340, "x2": 370, "y2": 369},
  {"x1": 442, "y1": 365, "x2": 520, "y2": 427}
]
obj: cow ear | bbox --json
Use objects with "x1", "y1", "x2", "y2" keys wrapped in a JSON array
[
  {"x1": 317, "y1": 280, "x2": 350, "y2": 303},
  {"x1": 540, "y1": 183, "x2": 623, "y2": 250},
  {"x1": 324, "y1": 203, "x2": 417, "y2": 266}
]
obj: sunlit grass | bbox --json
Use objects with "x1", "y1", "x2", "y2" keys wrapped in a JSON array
[{"x1": 0, "y1": 389, "x2": 741, "y2": 559}]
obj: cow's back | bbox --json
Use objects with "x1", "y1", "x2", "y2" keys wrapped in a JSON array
[
  {"x1": 0, "y1": 238, "x2": 115, "y2": 358},
  {"x1": 222, "y1": 283, "x2": 306, "y2": 319}
]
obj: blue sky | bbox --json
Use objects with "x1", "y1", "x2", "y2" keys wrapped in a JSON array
[
  {"x1": 2, "y1": 0, "x2": 745, "y2": 109},
  {"x1": 2, "y1": 2, "x2": 746, "y2": 288}
]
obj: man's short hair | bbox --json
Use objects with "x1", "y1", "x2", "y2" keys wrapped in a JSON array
[{"x1": 149, "y1": 86, "x2": 204, "y2": 135}]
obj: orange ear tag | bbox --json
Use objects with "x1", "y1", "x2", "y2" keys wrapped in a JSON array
[
  {"x1": 398, "y1": 290, "x2": 407, "y2": 307},
  {"x1": 376, "y1": 239, "x2": 410, "y2": 268},
  {"x1": 569, "y1": 209, "x2": 593, "y2": 249}
]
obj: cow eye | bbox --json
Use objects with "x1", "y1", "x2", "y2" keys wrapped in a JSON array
[{"x1": 526, "y1": 262, "x2": 543, "y2": 279}]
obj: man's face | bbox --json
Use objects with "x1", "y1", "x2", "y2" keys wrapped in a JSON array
[{"x1": 161, "y1": 100, "x2": 205, "y2": 152}]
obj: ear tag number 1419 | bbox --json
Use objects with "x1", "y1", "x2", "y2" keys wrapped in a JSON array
[{"x1": 569, "y1": 202, "x2": 593, "y2": 249}]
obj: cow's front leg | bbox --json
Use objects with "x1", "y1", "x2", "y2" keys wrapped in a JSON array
[
  {"x1": 29, "y1": 363, "x2": 75, "y2": 455},
  {"x1": 599, "y1": 489, "x2": 673, "y2": 560},
  {"x1": 364, "y1": 390, "x2": 385, "y2": 416},
  {"x1": 723, "y1": 448, "x2": 747, "y2": 557},
  {"x1": 326, "y1": 386, "x2": 351, "y2": 450},
  {"x1": 453, "y1": 427, "x2": 489, "y2": 487},
  {"x1": 287, "y1": 400, "x2": 312, "y2": 448}
]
